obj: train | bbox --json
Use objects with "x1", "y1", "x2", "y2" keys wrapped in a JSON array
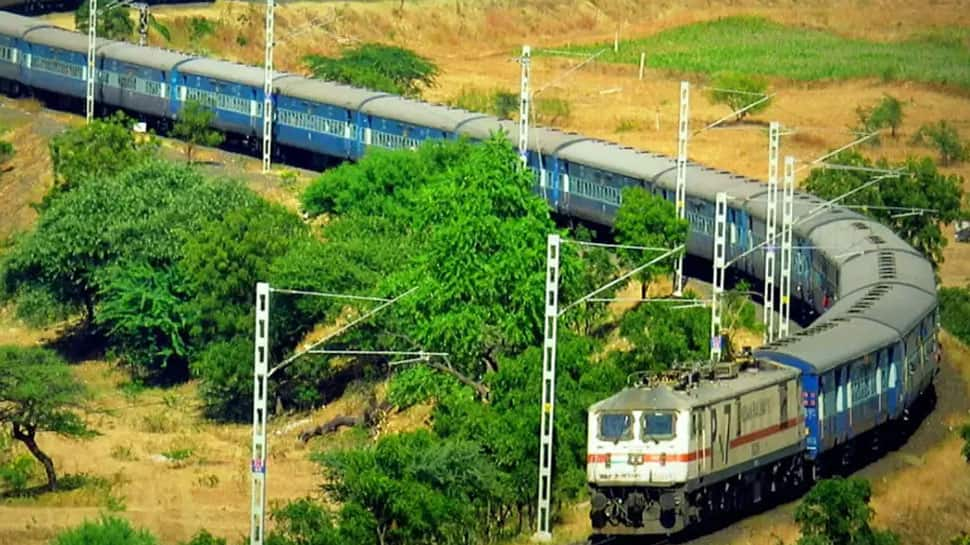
[{"x1": 0, "y1": 10, "x2": 940, "y2": 537}]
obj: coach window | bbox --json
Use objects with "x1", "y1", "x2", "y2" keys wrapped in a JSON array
[{"x1": 598, "y1": 413, "x2": 633, "y2": 442}]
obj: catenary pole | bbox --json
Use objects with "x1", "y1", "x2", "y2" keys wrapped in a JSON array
[
  {"x1": 674, "y1": 80, "x2": 689, "y2": 296},
  {"x1": 763, "y1": 121, "x2": 779, "y2": 343},
  {"x1": 779, "y1": 155, "x2": 795, "y2": 338},
  {"x1": 711, "y1": 192, "x2": 727, "y2": 362},
  {"x1": 518, "y1": 45, "x2": 531, "y2": 167},
  {"x1": 262, "y1": 0, "x2": 274, "y2": 173},
  {"x1": 533, "y1": 234, "x2": 560, "y2": 541},
  {"x1": 86, "y1": 0, "x2": 96, "y2": 123}
]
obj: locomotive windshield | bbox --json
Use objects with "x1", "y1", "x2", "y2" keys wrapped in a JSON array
[
  {"x1": 641, "y1": 411, "x2": 676, "y2": 441},
  {"x1": 598, "y1": 413, "x2": 633, "y2": 442}
]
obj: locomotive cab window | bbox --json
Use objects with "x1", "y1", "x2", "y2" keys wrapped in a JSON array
[
  {"x1": 641, "y1": 412, "x2": 676, "y2": 442},
  {"x1": 598, "y1": 413, "x2": 633, "y2": 442}
]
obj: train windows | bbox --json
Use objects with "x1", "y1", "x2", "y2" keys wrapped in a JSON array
[
  {"x1": 32, "y1": 55, "x2": 84, "y2": 80},
  {"x1": 0, "y1": 46, "x2": 16, "y2": 63},
  {"x1": 641, "y1": 412, "x2": 676, "y2": 441},
  {"x1": 598, "y1": 413, "x2": 633, "y2": 442}
]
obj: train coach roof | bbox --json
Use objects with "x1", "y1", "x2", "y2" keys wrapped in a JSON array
[
  {"x1": 24, "y1": 26, "x2": 106, "y2": 53},
  {"x1": 100, "y1": 42, "x2": 190, "y2": 71},
  {"x1": 275, "y1": 75, "x2": 386, "y2": 109},
  {"x1": 831, "y1": 282, "x2": 936, "y2": 335},
  {"x1": 757, "y1": 315, "x2": 899, "y2": 374},
  {"x1": 839, "y1": 250, "x2": 935, "y2": 295},
  {"x1": 178, "y1": 58, "x2": 272, "y2": 88},
  {"x1": 0, "y1": 11, "x2": 46, "y2": 37},
  {"x1": 590, "y1": 363, "x2": 799, "y2": 413}
]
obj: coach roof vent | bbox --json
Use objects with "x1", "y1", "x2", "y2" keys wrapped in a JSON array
[
  {"x1": 868, "y1": 235, "x2": 886, "y2": 244},
  {"x1": 852, "y1": 222, "x2": 869, "y2": 230}
]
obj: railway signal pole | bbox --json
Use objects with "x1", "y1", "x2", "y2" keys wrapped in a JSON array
[
  {"x1": 674, "y1": 80, "x2": 689, "y2": 296},
  {"x1": 779, "y1": 155, "x2": 795, "y2": 338},
  {"x1": 711, "y1": 192, "x2": 727, "y2": 362},
  {"x1": 518, "y1": 45, "x2": 531, "y2": 167},
  {"x1": 763, "y1": 121, "x2": 780, "y2": 344},
  {"x1": 262, "y1": 0, "x2": 275, "y2": 173},
  {"x1": 85, "y1": 0, "x2": 97, "y2": 123}
]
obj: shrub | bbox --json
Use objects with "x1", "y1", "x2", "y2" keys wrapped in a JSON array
[
  {"x1": 51, "y1": 515, "x2": 157, "y2": 545},
  {"x1": 535, "y1": 96, "x2": 571, "y2": 125},
  {"x1": 912, "y1": 120, "x2": 969, "y2": 165},
  {"x1": 304, "y1": 44, "x2": 438, "y2": 97}
]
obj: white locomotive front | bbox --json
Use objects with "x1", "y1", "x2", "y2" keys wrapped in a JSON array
[{"x1": 587, "y1": 360, "x2": 806, "y2": 535}]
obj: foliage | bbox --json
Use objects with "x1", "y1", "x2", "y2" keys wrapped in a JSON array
[
  {"x1": 317, "y1": 429, "x2": 506, "y2": 545},
  {"x1": 179, "y1": 530, "x2": 226, "y2": 545},
  {"x1": 50, "y1": 515, "x2": 158, "y2": 545},
  {"x1": 387, "y1": 365, "x2": 462, "y2": 409},
  {"x1": 562, "y1": 226, "x2": 616, "y2": 336},
  {"x1": 9, "y1": 285, "x2": 77, "y2": 328},
  {"x1": 0, "y1": 138, "x2": 13, "y2": 163},
  {"x1": 304, "y1": 44, "x2": 438, "y2": 97},
  {"x1": 794, "y1": 477, "x2": 899, "y2": 545},
  {"x1": 266, "y1": 498, "x2": 349, "y2": 545},
  {"x1": 940, "y1": 287, "x2": 970, "y2": 344},
  {"x1": 191, "y1": 338, "x2": 256, "y2": 422},
  {"x1": 95, "y1": 262, "x2": 192, "y2": 383},
  {"x1": 173, "y1": 101, "x2": 224, "y2": 163},
  {"x1": 870, "y1": 95, "x2": 905, "y2": 138},
  {"x1": 188, "y1": 16, "x2": 217, "y2": 44},
  {"x1": 911, "y1": 121, "x2": 969, "y2": 166},
  {"x1": 706, "y1": 71, "x2": 772, "y2": 121},
  {"x1": 448, "y1": 87, "x2": 519, "y2": 120},
  {"x1": 75, "y1": 0, "x2": 134, "y2": 41},
  {"x1": 542, "y1": 16, "x2": 970, "y2": 89},
  {"x1": 953, "y1": 533, "x2": 970, "y2": 545},
  {"x1": 612, "y1": 186, "x2": 689, "y2": 295},
  {"x1": 0, "y1": 161, "x2": 252, "y2": 323},
  {"x1": 0, "y1": 452, "x2": 37, "y2": 494},
  {"x1": 802, "y1": 150, "x2": 965, "y2": 267},
  {"x1": 534, "y1": 96, "x2": 572, "y2": 125},
  {"x1": 47, "y1": 111, "x2": 157, "y2": 204},
  {"x1": 178, "y1": 200, "x2": 308, "y2": 345},
  {"x1": 0, "y1": 346, "x2": 92, "y2": 491},
  {"x1": 612, "y1": 300, "x2": 709, "y2": 376},
  {"x1": 382, "y1": 134, "x2": 565, "y2": 382}
]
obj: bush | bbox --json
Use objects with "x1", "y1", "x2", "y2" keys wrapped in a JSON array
[
  {"x1": 304, "y1": 44, "x2": 438, "y2": 97},
  {"x1": 449, "y1": 87, "x2": 518, "y2": 119},
  {"x1": 0, "y1": 454, "x2": 37, "y2": 494},
  {"x1": 50, "y1": 515, "x2": 157, "y2": 545},
  {"x1": 387, "y1": 365, "x2": 462, "y2": 409},
  {"x1": 912, "y1": 120, "x2": 969, "y2": 165},
  {"x1": 180, "y1": 530, "x2": 226, "y2": 545},
  {"x1": 940, "y1": 287, "x2": 970, "y2": 344},
  {"x1": 535, "y1": 96, "x2": 571, "y2": 125},
  {"x1": 192, "y1": 338, "x2": 255, "y2": 422}
]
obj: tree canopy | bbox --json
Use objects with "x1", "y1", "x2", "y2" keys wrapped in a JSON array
[
  {"x1": 173, "y1": 101, "x2": 224, "y2": 163},
  {"x1": 304, "y1": 44, "x2": 439, "y2": 97},
  {"x1": 706, "y1": 72, "x2": 772, "y2": 121},
  {"x1": 802, "y1": 150, "x2": 965, "y2": 267},
  {"x1": 612, "y1": 186, "x2": 689, "y2": 297},
  {"x1": 0, "y1": 346, "x2": 92, "y2": 491},
  {"x1": 75, "y1": 0, "x2": 134, "y2": 41}
]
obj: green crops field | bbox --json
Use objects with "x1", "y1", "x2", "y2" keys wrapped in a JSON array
[{"x1": 539, "y1": 16, "x2": 970, "y2": 89}]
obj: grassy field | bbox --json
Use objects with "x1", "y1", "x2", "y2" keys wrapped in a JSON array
[{"x1": 539, "y1": 16, "x2": 970, "y2": 89}]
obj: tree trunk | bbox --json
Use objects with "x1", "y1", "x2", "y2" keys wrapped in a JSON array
[
  {"x1": 640, "y1": 280, "x2": 648, "y2": 300},
  {"x1": 428, "y1": 360, "x2": 490, "y2": 401},
  {"x1": 12, "y1": 423, "x2": 57, "y2": 491}
]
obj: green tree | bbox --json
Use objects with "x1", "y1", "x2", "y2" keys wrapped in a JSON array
[
  {"x1": 803, "y1": 150, "x2": 965, "y2": 267},
  {"x1": 265, "y1": 498, "x2": 349, "y2": 545},
  {"x1": 612, "y1": 299, "x2": 709, "y2": 375},
  {"x1": 95, "y1": 261, "x2": 193, "y2": 383},
  {"x1": 382, "y1": 134, "x2": 565, "y2": 388},
  {"x1": 794, "y1": 478, "x2": 898, "y2": 545},
  {"x1": 318, "y1": 430, "x2": 505, "y2": 545},
  {"x1": 51, "y1": 515, "x2": 157, "y2": 545},
  {"x1": 707, "y1": 72, "x2": 772, "y2": 121},
  {"x1": 870, "y1": 95, "x2": 904, "y2": 138},
  {"x1": 911, "y1": 120, "x2": 969, "y2": 166},
  {"x1": 939, "y1": 287, "x2": 970, "y2": 344},
  {"x1": 0, "y1": 346, "x2": 93, "y2": 491},
  {"x1": 47, "y1": 111, "x2": 157, "y2": 204},
  {"x1": 953, "y1": 532, "x2": 970, "y2": 545},
  {"x1": 75, "y1": 0, "x2": 134, "y2": 41},
  {"x1": 304, "y1": 44, "x2": 438, "y2": 97},
  {"x1": 173, "y1": 101, "x2": 224, "y2": 163},
  {"x1": 612, "y1": 186, "x2": 689, "y2": 298}
]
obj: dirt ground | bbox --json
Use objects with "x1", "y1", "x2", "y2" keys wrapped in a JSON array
[{"x1": 3, "y1": 0, "x2": 970, "y2": 543}]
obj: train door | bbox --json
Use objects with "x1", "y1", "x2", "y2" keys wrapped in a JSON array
[
  {"x1": 780, "y1": 383, "x2": 789, "y2": 429},
  {"x1": 722, "y1": 403, "x2": 733, "y2": 466}
]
